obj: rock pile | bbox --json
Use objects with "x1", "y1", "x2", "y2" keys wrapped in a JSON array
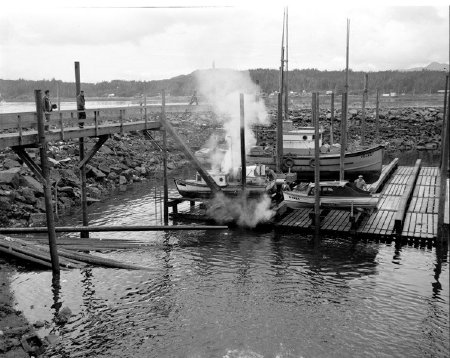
[{"x1": 0, "y1": 111, "x2": 221, "y2": 227}]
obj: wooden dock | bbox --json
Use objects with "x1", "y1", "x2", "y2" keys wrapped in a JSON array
[
  {"x1": 276, "y1": 162, "x2": 448, "y2": 242},
  {"x1": 169, "y1": 160, "x2": 448, "y2": 243}
]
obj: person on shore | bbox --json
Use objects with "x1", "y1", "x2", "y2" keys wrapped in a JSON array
[
  {"x1": 42, "y1": 90, "x2": 53, "y2": 123},
  {"x1": 189, "y1": 90, "x2": 198, "y2": 105},
  {"x1": 354, "y1": 175, "x2": 367, "y2": 190},
  {"x1": 76, "y1": 90, "x2": 86, "y2": 128}
]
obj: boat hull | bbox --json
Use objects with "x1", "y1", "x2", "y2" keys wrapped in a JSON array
[
  {"x1": 282, "y1": 191, "x2": 380, "y2": 210},
  {"x1": 174, "y1": 179, "x2": 271, "y2": 199},
  {"x1": 247, "y1": 145, "x2": 384, "y2": 183}
]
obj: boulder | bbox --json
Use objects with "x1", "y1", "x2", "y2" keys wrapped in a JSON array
[
  {"x1": 19, "y1": 176, "x2": 43, "y2": 194},
  {"x1": 98, "y1": 163, "x2": 111, "y2": 174},
  {"x1": 28, "y1": 213, "x2": 47, "y2": 226},
  {"x1": 3, "y1": 159, "x2": 21, "y2": 169},
  {"x1": 0, "y1": 168, "x2": 21, "y2": 188},
  {"x1": 119, "y1": 175, "x2": 127, "y2": 185}
]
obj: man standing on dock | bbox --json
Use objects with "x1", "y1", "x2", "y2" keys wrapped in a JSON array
[
  {"x1": 43, "y1": 90, "x2": 53, "y2": 124},
  {"x1": 77, "y1": 90, "x2": 86, "y2": 128}
]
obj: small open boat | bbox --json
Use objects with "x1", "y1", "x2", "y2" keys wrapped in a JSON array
[
  {"x1": 282, "y1": 180, "x2": 380, "y2": 210},
  {"x1": 174, "y1": 164, "x2": 276, "y2": 199}
]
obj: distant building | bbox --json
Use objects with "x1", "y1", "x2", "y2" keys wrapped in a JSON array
[{"x1": 107, "y1": 93, "x2": 115, "y2": 97}]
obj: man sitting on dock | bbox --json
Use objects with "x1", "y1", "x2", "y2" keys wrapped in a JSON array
[{"x1": 354, "y1": 175, "x2": 367, "y2": 190}]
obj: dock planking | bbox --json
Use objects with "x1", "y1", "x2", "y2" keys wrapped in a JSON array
[{"x1": 169, "y1": 162, "x2": 445, "y2": 243}]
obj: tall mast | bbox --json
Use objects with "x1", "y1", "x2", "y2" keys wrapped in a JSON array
[{"x1": 284, "y1": 7, "x2": 289, "y2": 121}]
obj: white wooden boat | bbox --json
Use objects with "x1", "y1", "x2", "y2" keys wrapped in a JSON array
[
  {"x1": 247, "y1": 122, "x2": 384, "y2": 182},
  {"x1": 282, "y1": 181, "x2": 380, "y2": 210},
  {"x1": 174, "y1": 164, "x2": 275, "y2": 199}
]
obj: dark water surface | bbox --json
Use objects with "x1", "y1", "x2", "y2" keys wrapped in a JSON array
[{"x1": 9, "y1": 164, "x2": 450, "y2": 358}]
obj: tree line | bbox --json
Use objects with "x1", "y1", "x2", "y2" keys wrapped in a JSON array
[{"x1": 0, "y1": 68, "x2": 447, "y2": 101}]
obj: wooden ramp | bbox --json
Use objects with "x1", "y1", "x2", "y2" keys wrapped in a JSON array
[
  {"x1": 400, "y1": 167, "x2": 440, "y2": 240},
  {"x1": 357, "y1": 166, "x2": 414, "y2": 237}
]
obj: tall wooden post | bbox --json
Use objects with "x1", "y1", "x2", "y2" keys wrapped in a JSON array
[
  {"x1": 340, "y1": 93, "x2": 347, "y2": 181},
  {"x1": 75, "y1": 61, "x2": 89, "y2": 238},
  {"x1": 240, "y1": 94, "x2": 246, "y2": 190},
  {"x1": 438, "y1": 77, "x2": 449, "y2": 242},
  {"x1": 330, "y1": 92, "x2": 335, "y2": 145},
  {"x1": 35, "y1": 90, "x2": 60, "y2": 274},
  {"x1": 375, "y1": 89, "x2": 380, "y2": 142},
  {"x1": 361, "y1": 73, "x2": 368, "y2": 146},
  {"x1": 276, "y1": 92, "x2": 283, "y2": 172},
  {"x1": 162, "y1": 90, "x2": 169, "y2": 225},
  {"x1": 313, "y1": 93, "x2": 321, "y2": 242}
]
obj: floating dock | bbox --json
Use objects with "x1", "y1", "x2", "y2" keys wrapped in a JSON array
[{"x1": 172, "y1": 159, "x2": 449, "y2": 243}]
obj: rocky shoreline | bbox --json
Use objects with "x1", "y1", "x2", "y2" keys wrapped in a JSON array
[{"x1": 0, "y1": 105, "x2": 445, "y2": 357}]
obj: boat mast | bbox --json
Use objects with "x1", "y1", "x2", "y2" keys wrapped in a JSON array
[
  {"x1": 276, "y1": 9, "x2": 286, "y2": 172},
  {"x1": 340, "y1": 19, "x2": 350, "y2": 181},
  {"x1": 284, "y1": 7, "x2": 289, "y2": 121}
]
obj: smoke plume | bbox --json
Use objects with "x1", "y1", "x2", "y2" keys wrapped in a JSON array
[{"x1": 206, "y1": 192, "x2": 275, "y2": 228}]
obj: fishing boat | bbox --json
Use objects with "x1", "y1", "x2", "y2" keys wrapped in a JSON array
[
  {"x1": 282, "y1": 180, "x2": 380, "y2": 210},
  {"x1": 174, "y1": 164, "x2": 276, "y2": 199},
  {"x1": 247, "y1": 121, "x2": 384, "y2": 182}
]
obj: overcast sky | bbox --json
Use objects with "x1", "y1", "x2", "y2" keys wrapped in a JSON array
[{"x1": 0, "y1": 0, "x2": 448, "y2": 83}]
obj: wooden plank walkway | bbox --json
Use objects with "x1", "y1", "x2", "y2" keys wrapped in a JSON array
[
  {"x1": 168, "y1": 162, "x2": 447, "y2": 243},
  {"x1": 274, "y1": 164, "x2": 446, "y2": 242}
]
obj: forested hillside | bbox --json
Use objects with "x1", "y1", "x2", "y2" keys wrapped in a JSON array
[{"x1": 0, "y1": 68, "x2": 447, "y2": 101}]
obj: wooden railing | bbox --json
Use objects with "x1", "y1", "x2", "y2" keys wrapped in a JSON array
[{"x1": 0, "y1": 104, "x2": 209, "y2": 133}]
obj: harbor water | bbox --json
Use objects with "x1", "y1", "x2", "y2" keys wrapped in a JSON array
[{"x1": 8, "y1": 171, "x2": 450, "y2": 358}]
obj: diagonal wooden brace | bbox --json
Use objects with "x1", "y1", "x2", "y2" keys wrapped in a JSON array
[
  {"x1": 12, "y1": 146, "x2": 45, "y2": 184},
  {"x1": 77, "y1": 135, "x2": 109, "y2": 169}
]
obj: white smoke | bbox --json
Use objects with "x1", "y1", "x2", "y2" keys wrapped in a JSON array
[
  {"x1": 195, "y1": 69, "x2": 269, "y2": 173},
  {"x1": 206, "y1": 192, "x2": 275, "y2": 228}
]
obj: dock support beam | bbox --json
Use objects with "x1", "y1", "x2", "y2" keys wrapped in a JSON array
[
  {"x1": 75, "y1": 61, "x2": 89, "y2": 237},
  {"x1": 162, "y1": 90, "x2": 169, "y2": 225},
  {"x1": 437, "y1": 73, "x2": 449, "y2": 243},
  {"x1": 35, "y1": 90, "x2": 60, "y2": 274}
]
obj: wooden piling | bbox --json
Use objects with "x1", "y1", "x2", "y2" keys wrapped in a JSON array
[
  {"x1": 339, "y1": 93, "x2": 347, "y2": 181},
  {"x1": 240, "y1": 93, "x2": 246, "y2": 190},
  {"x1": 345, "y1": 19, "x2": 351, "y2": 126},
  {"x1": 313, "y1": 93, "x2": 321, "y2": 240},
  {"x1": 35, "y1": 90, "x2": 60, "y2": 274},
  {"x1": 361, "y1": 73, "x2": 368, "y2": 146},
  {"x1": 75, "y1": 61, "x2": 89, "y2": 238},
  {"x1": 162, "y1": 90, "x2": 169, "y2": 225},
  {"x1": 284, "y1": 7, "x2": 289, "y2": 122},
  {"x1": 438, "y1": 74, "x2": 449, "y2": 242},
  {"x1": 375, "y1": 89, "x2": 380, "y2": 142},
  {"x1": 330, "y1": 92, "x2": 334, "y2": 145}
]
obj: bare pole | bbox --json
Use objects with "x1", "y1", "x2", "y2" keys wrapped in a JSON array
[
  {"x1": 284, "y1": 7, "x2": 289, "y2": 122},
  {"x1": 345, "y1": 19, "x2": 351, "y2": 127},
  {"x1": 361, "y1": 73, "x2": 368, "y2": 146},
  {"x1": 375, "y1": 88, "x2": 380, "y2": 142},
  {"x1": 437, "y1": 11, "x2": 450, "y2": 242},
  {"x1": 330, "y1": 92, "x2": 335, "y2": 145},
  {"x1": 162, "y1": 90, "x2": 169, "y2": 225},
  {"x1": 35, "y1": 90, "x2": 60, "y2": 274},
  {"x1": 240, "y1": 93, "x2": 246, "y2": 190},
  {"x1": 279, "y1": 9, "x2": 286, "y2": 119},
  {"x1": 313, "y1": 93, "x2": 321, "y2": 244},
  {"x1": 339, "y1": 93, "x2": 347, "y2": 181},
  {"x1": 75, "y1": 61, "x2": 89, "y2": 238}
]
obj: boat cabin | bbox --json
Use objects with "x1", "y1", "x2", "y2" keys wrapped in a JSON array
[{"x1": 296, "y1": 181, "x2": 371, "y2": 197}]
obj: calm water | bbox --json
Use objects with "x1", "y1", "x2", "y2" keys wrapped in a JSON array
[{"x1": 9, "y1": 174, "x2": 450, "y2": 358}]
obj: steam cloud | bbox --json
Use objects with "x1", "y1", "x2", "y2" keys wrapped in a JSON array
[
  {"x1": 195, "y1": 69, "x2": 269, "y2": 173},
  {"x1": 206, "y1": 192, "x2": 275, "y2": 228},
  {"x1": 194, "y1": 69, "x2": 276, "y2": 228}
]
